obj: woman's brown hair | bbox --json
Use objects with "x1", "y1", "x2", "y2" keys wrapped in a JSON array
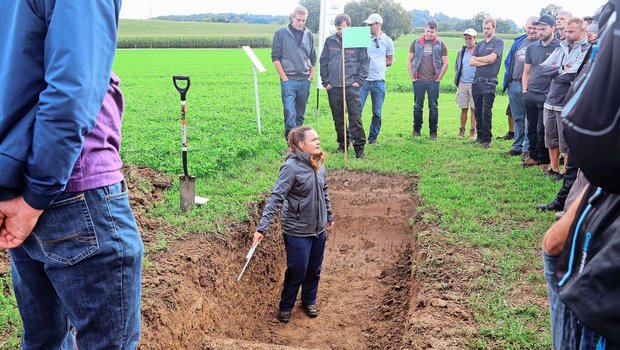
[{"x1": 287, "y1": 126, "x2": 325, "y2": 172}]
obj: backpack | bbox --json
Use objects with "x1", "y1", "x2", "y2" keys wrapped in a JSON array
[{"x1": 561, "y1": 0, "x2": 620, "y2": 193}]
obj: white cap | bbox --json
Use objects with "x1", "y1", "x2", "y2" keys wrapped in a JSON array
[
  {"x1": 463, "y1": 28, "x2": 477, "y2": 37},
  {"x1": 363, "y1": 13, "x2": 383, "y2": 24}
]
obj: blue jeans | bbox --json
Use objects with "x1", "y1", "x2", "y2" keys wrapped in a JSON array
[
  {"x1": 507, "y1": 81, "x2": 529, "y2": 152},
  {"x1": 413, "y1": 80, "x2": 440, "y2": 133},
  {"x1": 279, "y1": 231, "x2": 326, "y2": 311},
  {"x1": 544, "y1": 251, "x2": 578, "y2": 350},
  {"x1": 360, "y1": 80, "x2": 386, "y2": 141},
  {"x1": 281, "y1": 79, "x2": 311, "y2": 138},
  {"x1": 472, "y1": 78, "x2": 498, "y2": 143},
  {"x1": 10, "y1": 181, "x2": 143, "y2": 350}
]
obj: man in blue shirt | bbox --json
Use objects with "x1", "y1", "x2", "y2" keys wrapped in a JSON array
[
  {"x1": 360, "y1": 13, "x2": 394, "y2": 145},
  {"x1": 454, "y1": 28, "x2": 478, "y2": 139}
]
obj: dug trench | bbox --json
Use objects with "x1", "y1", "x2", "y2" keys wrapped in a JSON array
[{"x1": 0, "y1": 166, "x2": 479, "y2": 349}]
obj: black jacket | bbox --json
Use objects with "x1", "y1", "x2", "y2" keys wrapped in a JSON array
[{"x1": 319, "y1": 33, "x2": 369, "y2": 88}]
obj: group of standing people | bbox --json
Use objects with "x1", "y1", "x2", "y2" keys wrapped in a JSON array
[{"x1": 265, "y1": 8, "x2": 619, "y2": 350}]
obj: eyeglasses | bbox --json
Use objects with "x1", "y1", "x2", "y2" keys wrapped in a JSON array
[{"x1": 373, "y1": 38, "x2": 379, "y2": 48}]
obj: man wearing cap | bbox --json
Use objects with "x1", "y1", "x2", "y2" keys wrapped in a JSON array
[
  {"x1": 407, "y1": 19, "x2": 448, "y2": 140},
  {"x1": 501, "y1": 16, "x2": 539, "y2": 157},
  {"x1": 539, "y1": 17, "x2": 590, "y2": 181},
  {"x1": 470, "y1": 17, "x2": 504, "y2": 148},
  {"x1": 454, "y1": 28, "x2": 478, "y2": 139},
  {"x1": 271, "y1": 6, "x2": 317, "y2": 139},
  {"x1": 360, "y1": 13, "x2": 394, "y2": 145},
  {"x1": 522, "y1": 14, "x2": 560, "y2": 172}
]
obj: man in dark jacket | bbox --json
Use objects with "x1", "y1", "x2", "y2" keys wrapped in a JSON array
[
  {"x1": 320, "y1": 13, "x2": 370, "y2": 159},
  {"x1": 272, "y1": 6, "x2": 317, "y2": 139},
  {"x1": 539, "y1": 17, "x2": 590, "y2": 181}
]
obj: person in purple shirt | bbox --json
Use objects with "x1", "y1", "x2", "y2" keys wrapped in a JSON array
[{"x1": 0, "y1": 1, "x2": 143, "y2": 349}]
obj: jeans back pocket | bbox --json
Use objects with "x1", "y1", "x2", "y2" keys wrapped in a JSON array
[{"x1": 31, "y1": 193, "x2": 99, "y2": 265}]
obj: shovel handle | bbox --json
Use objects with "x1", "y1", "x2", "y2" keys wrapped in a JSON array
[{"x1": 173, "y1": 75, "x2": 191, "y2": 101}]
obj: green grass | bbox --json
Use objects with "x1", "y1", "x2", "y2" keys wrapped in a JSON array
[
  {"x1": 118, "y1": 19, "x2": 278, "y2": 48},
  {"x1": 0, "y1": 275, "x2": 21, "y2": 349},
  {"x1": 0, "y1": 32, "x2": 558, "y2": 349}
]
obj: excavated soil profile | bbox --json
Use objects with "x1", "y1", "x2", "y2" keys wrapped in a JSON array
[
  {"x1": 1, "y1": 166, "x2": 479, "y2": 349},
  {"x1": 136, "y1": 168, "x2": 418, "y2": 350}
]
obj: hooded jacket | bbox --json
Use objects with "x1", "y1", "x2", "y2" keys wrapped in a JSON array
[
  {"x1": 539, "y1": 37, "x2": 591, "y2": 109},
  {"x1": 257, "y1": 152, "x2": 333, "y2": 237}
]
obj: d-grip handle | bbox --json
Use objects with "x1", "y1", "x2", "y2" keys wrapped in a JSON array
[{"x1": 173, "y1": 75, "x2": 191, "y2": 101}]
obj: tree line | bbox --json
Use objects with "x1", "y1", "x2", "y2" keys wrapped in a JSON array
[{"x1": 156, "y1": 0, "x2": 566, "y2": 40}]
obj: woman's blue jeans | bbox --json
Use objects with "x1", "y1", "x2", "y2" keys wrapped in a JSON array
[{"x1": 279, "y1": 230, "x2": 326, "y2": 311}]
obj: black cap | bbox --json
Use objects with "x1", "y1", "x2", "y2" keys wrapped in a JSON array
[{"x1": 534, "y1": 14, "x2": 555, "y2": 27}]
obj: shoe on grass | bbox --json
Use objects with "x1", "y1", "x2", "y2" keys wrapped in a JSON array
[
  {"x1": 502, "y1": 149, "x2": 521, "y2": 156},
  {"x1": 536, "y1": 199, "x2": 563, "y2": 212},
  {"x1": 458, "y1": 127, "x2": 465, "y2": 138},
  {"x1": 496, "y1": 132, "x2": 514, "y2": 140}
]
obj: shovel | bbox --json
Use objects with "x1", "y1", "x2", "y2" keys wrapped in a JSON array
[{"x1": 173, "y1": 75, "x2": 200, "y2": 212}]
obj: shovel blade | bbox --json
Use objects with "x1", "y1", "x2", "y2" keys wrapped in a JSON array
[{"x1": 179, "y1": 175, "x2": 196, "y2": 212}]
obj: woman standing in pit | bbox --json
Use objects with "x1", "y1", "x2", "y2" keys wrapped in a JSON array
[{"x1": 252, "y1": 126, "x2": 334, "y2": 323}]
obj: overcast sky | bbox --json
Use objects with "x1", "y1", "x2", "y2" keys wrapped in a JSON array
[{"x1": 120, "y1": 0, "x2": 600, "y2": 27}]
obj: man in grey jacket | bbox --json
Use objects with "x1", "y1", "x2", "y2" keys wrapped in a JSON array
[
  {"x1": 539, "y1": 17, "x2": 589, "y2": 180},
  {"x1": 320, "y1": 13, "x2": 370, "y2": 159},
  {"x1": 272, "y1": 6, "x2": 317, "y2": 139}
]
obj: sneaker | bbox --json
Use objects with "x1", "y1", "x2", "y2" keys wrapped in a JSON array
[
  {"x1": 368, "y1": 139, "x2": 378, "y2": 145},
  {"x1": 536, "y1": 199, "x2": 563, "y2": 212},
  {"x1": 522, "y1": 158, "x2": 538, "y2": 167},
  {"x1": 355, "y1": 150, "x2": 366, "y2": 159},
  {"x1": 546, "y1": 169, "x2": 564, "y2": 181},
  {"x1": 430, "y1": 132, "x2": 438, "y2": 140},
  {"x1": 496, "y1": 132, "x2": 514, "y2": 140},
  {"x1": 412, "y1": 130, "x2": 421, "y2": 137},
  {"x1": 522, "y1": 151, "x2": 530, "y2": 161},
  {"x1": 502, "y1": 149, "x2": 521, "y2": 156},
  {"x1": 278, "y1": 310, "x2": 292, "y2": 323},
  {"x1": 469, "y1": 128, "x2": 476, "y2": 139},
  {"x1": 481, "y1": 142, "x2": 491, "y2": 149},
  {"x1": 458, "y1": 127, "x2": 465, "y2": 138},
  {"x1": 302, "y1": 303, "x2": 319, "y2": 318}
]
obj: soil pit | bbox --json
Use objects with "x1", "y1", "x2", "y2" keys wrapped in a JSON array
[
  {"x1": 1, "y1": 166, "x2": 479, "y2": 349},
  {"x1": 137, "y1": 170, "x2": 417, "y2": 350}
]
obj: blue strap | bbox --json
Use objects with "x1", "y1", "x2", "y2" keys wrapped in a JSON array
[
  {"x1": 597, "y1": 336, "x2": 606, "y2": 350},
  {"x1": 558, "y1": 187, "x2": 603, "y2": 287}
]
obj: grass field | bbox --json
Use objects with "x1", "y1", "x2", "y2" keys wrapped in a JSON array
[
  {"x1": 1, "y1": 31, "x2": 559, "y2": 349},
  {"x1": 118, "y1": 19, "x2": 278, "y2": 48}
]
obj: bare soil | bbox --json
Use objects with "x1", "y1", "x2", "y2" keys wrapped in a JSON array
[{"x1": 1, "y1": 166, "x2": 485, "y2": 349}]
